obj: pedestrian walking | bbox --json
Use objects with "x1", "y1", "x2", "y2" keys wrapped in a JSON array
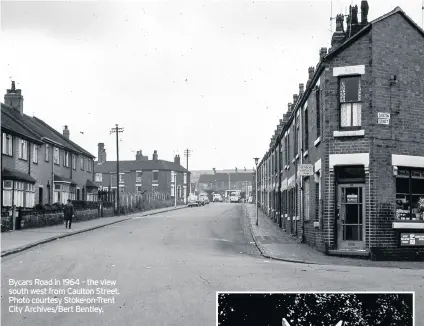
[{"x1": 63, "y1": 199, "x2": 75, "y2": 229}]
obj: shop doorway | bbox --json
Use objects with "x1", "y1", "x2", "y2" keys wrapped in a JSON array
[{"x1": 336, "y1": 184, "x2": 366, "y2": 250}]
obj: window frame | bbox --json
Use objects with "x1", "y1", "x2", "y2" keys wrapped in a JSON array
[
  {"x1": 153, "y1": 170, "x2": 159, "y2": 182},
  {"x1": 304, "y1": 107, "x2": 309, "y2": 151},
  {"x1": 338, "y1": 75, "x2": 362, "y2": 130},
  {"x1": 64, "y1": 151, "x2": 69, "y2": 167},
  {"x1": 32, "y1": 144, "x2": 38, "y2": 164},
  {"x1": 80, "y1": 156, "x2": 84, "y2": 170},
  {"x1": 45, "y1": 144, "x2": 50, "y2": 162},
  {"x1": 87, "y1": 159, "x2": 92, "y2": 172},
  {"x1": 2, "y1": 133, "x2": 13, "y2": 156},
  {"x1": 119, "y1": 173, "x2": 125, "y2": 184},
  {"x1": 53, "y1": 147, "x2": 60, "y2": 165},
  {"x1": 316, "y1": 87, "x2": 321, "y2": 138},
  {"x1": 18, "y1": 138, "x2": 28, "y2": 160},
  {"x1": 72, "y1": 154, "x2": 76, "y2": 170},
  {"x1": 396, "y1": 168, "x2": 424, "y2": 221}
]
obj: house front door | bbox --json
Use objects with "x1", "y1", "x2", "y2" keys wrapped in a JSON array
[
  {"x1": 38, "y1": 187, "x2": 43, "y2": 205},
  {"x1": 336, "y1": 184, "x2": 366, "y2": 250}
]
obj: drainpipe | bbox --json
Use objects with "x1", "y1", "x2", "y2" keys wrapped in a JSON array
[
  {"x1": 51, "y1": 146, "x2": 54, "y2": 204},
  {"x1": 299, "y1": 108, "x2": 304, "y2": 243}
]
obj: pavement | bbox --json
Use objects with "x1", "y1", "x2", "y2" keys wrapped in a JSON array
[
  {"x1": 1, "y1": 205, "x2": 187, "y2": 257},
  {"x1": 245, "y1": 203, "x2": 424, "y2": 269},
  {"x1": 1, "y1": 203, "x2": 423, "y2": 325}
]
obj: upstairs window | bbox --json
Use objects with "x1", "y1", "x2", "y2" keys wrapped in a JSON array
[
  {"x1": 95, "y1": 173, "x2": 102, "y2": 182},
  {"x1": 316, "y1": 88, "x2": 321, "y2": 137},
  {"x1": 153, "y1": 171, "x2": 159, "y2": 182},
  {"x1": 72, "y1": 154, "x2": 76, "y2": 170},
  {"x1": 80, "y1": 156, "x2": 84, "y2": 170},
  {"x1": 53, "y1": 147, "x2": 60, "y2": 165},
  {"x1": 33, "y1": 145, "x2": 38, "y2": 164},
  {"x1": 45, "y1": 144, "x2": 50, "y2": 162},
  {"x1": 119, "y1": 173, "x2": 125, "y2": 184},
  {"x1": 18, "y1": 139, "x2": 28, "y2": 160},
  {"x1": 87, "y1": 159, "x2": 92, "y2": 172},
  {"x1": 304, "y1": 107, "x2": 309, "y2": 151},
  {"x1": 136, "y1": 171, "x2": 143, "y2": 183},
  {"x1": 64, "y1": 151, "x2": 69, "y2": 167},
  {"x1": 340, "y1": 76, "x2": 362, "y2": 128},
  {"x1": 2, "y1": 133, "x2": 13, "y2": 156}
]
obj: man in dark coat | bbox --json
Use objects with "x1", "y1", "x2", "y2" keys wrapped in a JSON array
[{"x1": 64, "y1": 199, "x2": 75, "y2": 229}]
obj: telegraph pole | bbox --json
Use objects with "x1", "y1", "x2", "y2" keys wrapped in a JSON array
[
  {"x1": 184, "y1": 149, "x2": 191, "y2": 197},
  {"x1": 110, "y1": 124, "x2": 124, "y2": 215}
]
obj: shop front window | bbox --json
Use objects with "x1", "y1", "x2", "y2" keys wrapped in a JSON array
[{"x1": 396, "y1": 168, "x2": 424, "y2": 221}]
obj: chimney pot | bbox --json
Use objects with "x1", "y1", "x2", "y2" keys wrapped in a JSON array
[
  {"x1": 299, "y1": 83, "x2": 304, "y2": 95},
  {"x1": 287, "y1": 103, "x2": 292, "y2": 112},
  {"x1": 319, "y1": 47, "x2": 328, "y2": 60},
  {"x1": 308, "y1": 67, "x2": 315, "y2": 79},
  {"x1": 5, "y1": 80, "x2": 24, "y2": 115}
]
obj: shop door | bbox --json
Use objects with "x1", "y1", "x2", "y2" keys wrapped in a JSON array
[{"x1": 336, "y1": 184, "x2": 366, "y2": 250}]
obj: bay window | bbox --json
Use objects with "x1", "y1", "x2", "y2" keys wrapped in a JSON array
[
  {"x1": 396, "y1": 168, "x2": 424, "y2": 220},
  {"x1": 14, "y1": 181, "x2": 25, "y2": 207},
  {"x1": 339, "y1": 76, "x2": 362, "y2": 128},
  {"x1": 2, "y1": 133, "x2": 13, "y2": 156},
  {"x1": 25, "y1": 183, "x2": 35, "y2": 208},
  {"x1": 2, "y1": 180, "x2": 13, "y2": 206}
]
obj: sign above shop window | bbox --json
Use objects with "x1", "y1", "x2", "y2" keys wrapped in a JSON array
[
  {"x1": 298, "y1": 164, "x2": 314, "y2": 176},
  {"x1": 378, "y1": 112, "x2": 390, "y2": 125},
  {"x1": 400, "y1": 233, "x2": 424, "y2": 246}
]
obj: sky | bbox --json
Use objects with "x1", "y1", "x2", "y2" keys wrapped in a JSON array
[{"x1": 1, "y1": 0, "x2": 423, "y2": 170}]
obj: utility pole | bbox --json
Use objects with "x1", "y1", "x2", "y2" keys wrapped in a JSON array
[
  {"x1": 184, "y1": 149, "x2": 191, "y2": 197},
  {"x1": 110, "y1": 124, "x2": 124, "y2": 215}
]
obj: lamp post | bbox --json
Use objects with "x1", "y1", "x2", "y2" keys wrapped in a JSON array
[{"x1": 254, "y1": 157, "x2": 259, "y2": 226}]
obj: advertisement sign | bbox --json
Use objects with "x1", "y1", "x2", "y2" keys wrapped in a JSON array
[
  {"x1": 400, "y1": 233, "x2": 424, "y2": 246},
  {"x1": 298, "y1": 164, "x2": 314, "y2": 176}
]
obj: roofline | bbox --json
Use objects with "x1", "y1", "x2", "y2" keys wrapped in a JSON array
[
  {"x1": 259, "y1": 6, "x2": 423, "y2": 166},
  {"x1": 1, "y1": 107, "x2": 44, "y2": 144}
]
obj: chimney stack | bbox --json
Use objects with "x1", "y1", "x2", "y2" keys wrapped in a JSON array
[
  {"x1": 361, "y1": 1, "x2": 369, "y2": 26},
  {"x1": 299, "y1": 83, "x2": 304, "y2": 96},
  {"x1": 63, "y1": 125, "x2": 70, "y2": 139},
  {"x1": 97, "y1": 143, "x2": 107, "y2": 164},
  {"x1": 307, "y1": 67, "x2": 315, "y2": 87},
  {"x1": 153, "y1": 150, "x2": 158, "y2": 161},
  {"x1": 293, "y1": 94, "x2": 299, "y2": 106},
  {"x1": 331, "y1": 14, "x2": 346, "y2": 49},
  {"x1": 287, "y1": 103, "x2": 293, "y2": 113},
  {"x1": 347, "y1": 5, "x2": 360, "y2": 36},
  {"x1": 174, "y1": 154, "x2": 181, "y2": 165},
  {"x1": 319, "y1": 47, "x2": 328, "y2": 60},
  {"x1": 136, "y1": 150, "x2": 148, "y2": 161},
  {"x1": 4, "y1": 81, "x2": 24, "y2": 115}
]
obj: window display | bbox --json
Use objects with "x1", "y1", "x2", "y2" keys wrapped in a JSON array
[{"x1": 396, "y1": 168, "x2": 424, "y2": 220}]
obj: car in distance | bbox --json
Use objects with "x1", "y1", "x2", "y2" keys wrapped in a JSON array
[
  {"x1": 188, "y1": 196, "x2": 199, "y2": 207},
  {"x1": 199, "y1": 193, "x2": 209, "y2": 205},
  {"x1": 213, "y1": 194, "x2": 223, "y2": 202}
]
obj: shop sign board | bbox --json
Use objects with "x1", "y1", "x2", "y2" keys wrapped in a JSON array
[
  {"x1": 298, "y1": 164, "x2": 314, "y2": 176},
  {"x1": 400, "y1": 233, "x2": 424, "y2": 246},
  {"x1": 378, "y1": 112, "x2": 390, "y2": 125}
]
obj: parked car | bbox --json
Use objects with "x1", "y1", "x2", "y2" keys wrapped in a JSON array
[
  {"x1": 197, "y1": 197, "x2": 206, "y2": 206},
  {"x1": 188, "y1": 196, "x2": 199, "y2": 207},
  {"x1": 198, "y1": 193, "x2": 209, "y2": 205},
  {"x1": 213, "y1": 194, "x2": 223, "y2": 202}
]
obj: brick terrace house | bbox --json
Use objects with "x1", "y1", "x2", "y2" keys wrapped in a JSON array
[
  {"x1": 257, "y1": 2, "x2": 424, "y2": 260},
  {"x1": 94, "y1": 146, "x2": 190, "y2": 203},
  {"x1": 1, "y1": 82, "x2": 97, "y2": 211}
]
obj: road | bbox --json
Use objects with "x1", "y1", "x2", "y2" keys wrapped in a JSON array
[{"x1": 1, "y1": 203, "x2": 423, "y2": 325}]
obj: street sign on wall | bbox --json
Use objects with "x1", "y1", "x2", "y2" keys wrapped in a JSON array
[
  {"x1": 378, "y1": 112, "x2": 390, "y2": 125},
  {"x1": 400, "y1": 233, "x2": 424, "y2": 246},
  {"x1": 298, "y1": 164, "x2": 314, "y2": 176}
]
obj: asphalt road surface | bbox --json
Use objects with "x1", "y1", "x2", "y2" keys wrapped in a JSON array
[{"x1": 2, "y1": 203, "x2": 423, "y2": 325}]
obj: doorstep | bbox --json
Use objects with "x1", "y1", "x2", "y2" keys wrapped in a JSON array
[{"x1": 327, "y1": 249, "x2": 370, "y2": 258}]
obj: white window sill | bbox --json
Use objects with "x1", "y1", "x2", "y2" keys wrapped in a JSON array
[
  {"x1": 333, "y1": 130, "x2": 365, "y2": 137},
  {"x1": 303, "y1": 150, "x2": 309, "y2": 158},
  {"x1": 314, "y1": 137, "x2": 321, "y2": 147},
  {"x1": 392, "y1": 222, "x2": 424, "y2": 229}
]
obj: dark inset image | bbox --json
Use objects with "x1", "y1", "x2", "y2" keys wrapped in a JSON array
[{"x1": 217, "y1": 292, "x2": 414, "y2": 326}]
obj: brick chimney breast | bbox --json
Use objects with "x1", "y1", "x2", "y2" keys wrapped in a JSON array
[
  {"x1": 299, "y1": 83, "x2": 304, "y2": 96},
  {"x1": 153, "y1": 150, "x2": 158, "y2": 161},
  {"x1": 319, "y1": 47, "x2": 328, "y2": 60},
  {"x1": 97, "y1": 143, "x2": 106, "y2": 164},
  {"x1": 63, "y1": 125, "x2": 70, "y2": 139},
  {"x1": 361, "y1": 1, "x2": 369, "y2": 25},
  {"x1": 4, "y1": 81, "x2": 24, "y2": 115}
]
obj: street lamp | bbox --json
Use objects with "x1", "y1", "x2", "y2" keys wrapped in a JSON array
[{"x1": 254, "y1": 157, "x2": 259, "y2": 226}]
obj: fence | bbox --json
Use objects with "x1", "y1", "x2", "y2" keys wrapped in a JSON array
[{"x1": 1, "y1": 190, "x2": 186, "y2": 232}]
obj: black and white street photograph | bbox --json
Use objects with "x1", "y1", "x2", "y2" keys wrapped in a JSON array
[
  {"x1": 218, "y1": 292, "x2": 414, "y2": 326},
  {"x1": 1, "y1": 0, "x2": 424, "y2": 325}
]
